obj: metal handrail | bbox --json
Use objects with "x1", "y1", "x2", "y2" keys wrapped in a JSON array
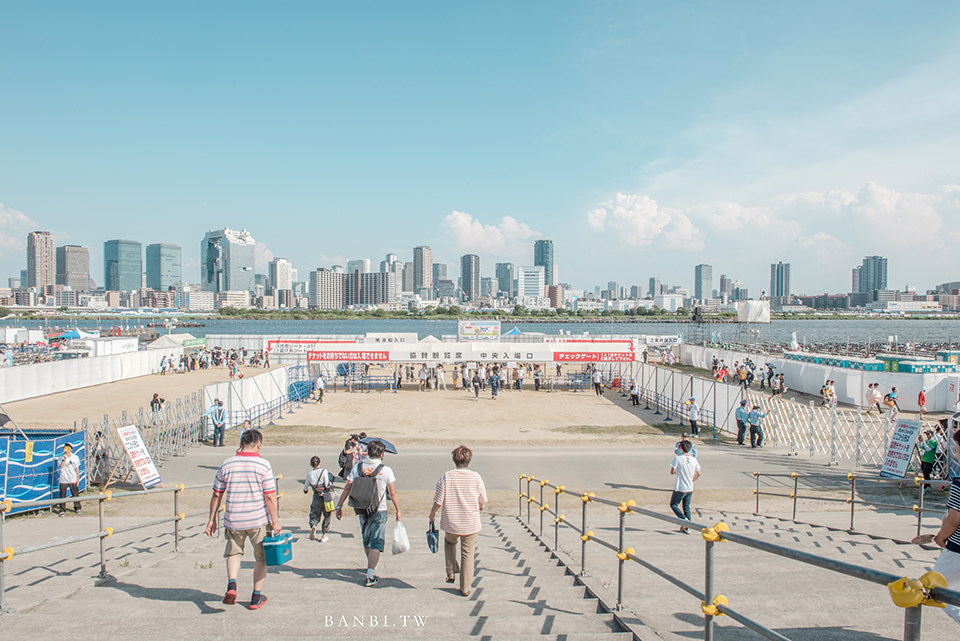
[
  {"x1": 518, "y1": 473, "x2": 960, "y2": 641},
  {"x1": 0, "y1": 476, "x2": 283, "y2": 612},
  {"x1": 753, "y1": 471, "x2": 949, "y2": 536}
]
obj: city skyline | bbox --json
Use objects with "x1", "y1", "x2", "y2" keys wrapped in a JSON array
[{"x1": 2, "y1": 4, "x2": 960, "y2": 295}]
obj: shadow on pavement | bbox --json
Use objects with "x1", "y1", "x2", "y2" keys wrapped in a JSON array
[{"x1": 99, "y1": 580, "x2": 226, "y2": 614}]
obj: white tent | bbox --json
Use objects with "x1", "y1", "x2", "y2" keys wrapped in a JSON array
[{"x1": 147, "y1": 333, "x2": 197, "y2": 350}]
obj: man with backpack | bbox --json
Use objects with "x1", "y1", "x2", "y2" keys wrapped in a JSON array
[{"x1": 335, "y1": 439, "x2": 401, "y2": 587}]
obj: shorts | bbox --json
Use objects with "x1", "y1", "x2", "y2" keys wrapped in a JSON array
[
  {"x1": 224, "y1": 526, "x2": 267, "y2": 562},
  {"x1": 358, "y1": 510, "x2": 389, "y2": 552}
]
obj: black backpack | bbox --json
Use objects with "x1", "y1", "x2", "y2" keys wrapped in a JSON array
[{"x1": 348, "y1": 464, "x2": 384, "y2": 515}]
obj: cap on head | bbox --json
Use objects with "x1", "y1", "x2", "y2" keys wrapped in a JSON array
[{"x1": 740, "y1": 400, "x2": 747, "y2": 406}]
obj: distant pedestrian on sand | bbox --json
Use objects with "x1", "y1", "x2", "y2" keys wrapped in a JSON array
[
  {"x1": 669, "y1": 440, "x2": 701, "y2": 534},
  {"x1": 592, "y1": 368, "x2": 603, "y2": 396},
  {"x1": 685, "y1": 397, "x2": 700, "y2": 436},
  {"x1": 918, "y1": 387, "x2": 927, "y2": 419},
  {"x1": 489, "y1": 370, "x2": 501, "y2": 400},
  {"x1": 56, "y1": 443, "x2": 82, "y2": 515},
  {"x1": 205, "y1": 429, "x2": 280, "y2": 610},
  {"x1": 472, "y1": 372, "x2": 481, "y2": 401}
]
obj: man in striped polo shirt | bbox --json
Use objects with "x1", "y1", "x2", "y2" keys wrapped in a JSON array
[{"x1": 205, "y1": 429, "x2": 281, "y2": 610}]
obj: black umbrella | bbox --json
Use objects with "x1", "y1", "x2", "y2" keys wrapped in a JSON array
[{"x1": 360, "y1": 436, "x2": 398, "y2": 455}]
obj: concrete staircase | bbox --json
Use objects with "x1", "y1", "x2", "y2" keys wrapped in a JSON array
[
  {"x1": 529, "y1": 507, "x2": 958, "y2": 641},
  {"x1": 1, "y1": 513, "x2": 636, "y2": 641}
]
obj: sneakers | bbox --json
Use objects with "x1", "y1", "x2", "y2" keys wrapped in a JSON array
[
  {"x1": 320, "y1": 535, "x2": 329, "y2": 543},
  {"x1": 223, "y1": 588, "x2": 237, "y2": 604},
  {"x1": 309, "y1": 524, "x2": 317, "y2": 541},
  {"x1": 248, "y1": 594, "x2": 268, "y2": 610},
  {"x1": 365, "y1": 575, "x2": 380, "y2": 587}
]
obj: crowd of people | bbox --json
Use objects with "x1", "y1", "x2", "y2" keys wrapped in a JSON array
[
  {"x1": 206, "y1": 431, "x2": 486, "y2": 607},
  {"x1": 159, "y1": 347, "x2": 270, "y2": 376}
]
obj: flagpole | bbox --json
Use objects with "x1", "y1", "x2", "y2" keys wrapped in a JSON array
[{"x1": 0, "y1": 402, "x2": 30, "y2": 439}]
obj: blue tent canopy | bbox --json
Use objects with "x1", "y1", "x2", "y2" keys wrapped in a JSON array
[{"x1": 503, "y1": 327, "x2": 523, "y2": 336}]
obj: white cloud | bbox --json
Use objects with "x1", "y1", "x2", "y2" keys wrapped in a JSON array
[
  {"x1": 0, "y1": 203, "x2": 37, "y2": 251},
  {"x1": 254, "y1": 241, "x2": 275, "y2": 273},
  {"x1": 442, "y1": 211, "x2": 540, "y2": 255},
  {"x1": 587, "y1": 181, "x2": 958, "y2": 293}
]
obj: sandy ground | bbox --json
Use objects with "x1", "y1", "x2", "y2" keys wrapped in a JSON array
[{"x1": 4, "y1": 364, "x2": 284, "y2": 429}]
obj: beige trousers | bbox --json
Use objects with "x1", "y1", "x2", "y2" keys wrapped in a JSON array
[{"x1": 444, "y1": 531, "x2": 478, "y2": 594}]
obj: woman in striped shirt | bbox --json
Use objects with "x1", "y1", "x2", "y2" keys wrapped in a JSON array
[{"x1": 429, "y1": 445, "x2": 487, "y2": 597}]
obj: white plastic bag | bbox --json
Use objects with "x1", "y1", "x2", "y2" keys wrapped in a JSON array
[{"x1": 392, "y1": 520, "x2": 410, "y2": 555}]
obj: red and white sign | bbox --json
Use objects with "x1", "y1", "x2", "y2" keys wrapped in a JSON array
[
  {"x1": 117, "y1": 425, "x2": 162, "y2": 489},
  {"x1": 554, "y1": 352, "x2": 635, "y2": 362},
  {"x1": 880, "y1": 419, "x2": 922, "y2": 479},
  {"x1": 306, "y1": 351, "x2": 390, "y2": 362}
]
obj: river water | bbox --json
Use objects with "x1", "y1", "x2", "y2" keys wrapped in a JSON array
[{"x1": 3, "y1": 317, "x2": 959, "y2": 348}]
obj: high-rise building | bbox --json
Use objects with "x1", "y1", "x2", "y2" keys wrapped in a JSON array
[
  {"x1": 146, "y1": 243, "x2": 182, "y2": 291},
  {"x1": 534, "y1": 240, "x2": 555, "y2": 286},
  {"x1": 648, "y1": 277, "x2": 662, "y2": 298},
  {"x1": 480, "y1": 277, "x2": 496, "y2": 298},
  {"x1": 855, "y1": 256, "x2": 887, "y2": 293},
  {"x1": 694, "y1": 264, "x2": 712, "y2": 301},
  {"x1": 546, "y1": 285, "x2": 563, "y2": 308},
  {"x1": 413, "y1": 246, "x2": 433, "y2": 298},
  {"x1": 269, "y1": 258, "x2": 293, "y2": 291},
  {"x1": 432, "y1": 263, "x2": 447, "y2": 284},
  {"x1": 629, "y1": 285, "x2": 643, "y2": 299},
  {"x1": 56, "y1": 245, "x2": 89, "y2": 291},
  {"x1": 104, "y1": 239, "x2": 143, "y2": 291},
  {"x1": 402, "y1": 261, "x2": 415, "y2": 293},
  {"x1": 495, "y1": 262, "x2": 515, "y2": 298},
  {"x1": 719, "y1": 275, "x2": 733, "y2": 299},
  {"x1": 200, "y1": 228, "x2": 255, "y2": 293},
  {"x1": 769, "y1": 262, "x2": 791, "y2": 301},
  {"x1": 345, "y1": 271, "x2": 396, "y2": 306},
  {"x1": 607, "y1": 281, "x2": 621, "y2": 299},
  {"x1": 460, "y1": 254, "x2": 481, "y2": 301},
  {"x1": 346, "y1": 258, "x2": 371, "y2": 274},
  {"x1": 27, "y1": 231, "x2": 55, "y2": 289},
  {"x1": 517, "y1": 266, "x2": 546, "y2": 298},
  {"x1": 309, "y1": 268, "x2": 344, "y2": 310}
]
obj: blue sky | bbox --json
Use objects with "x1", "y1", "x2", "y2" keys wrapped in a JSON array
[{"x1": 2, "y1": 2, "x2": 959, "y2": 295}]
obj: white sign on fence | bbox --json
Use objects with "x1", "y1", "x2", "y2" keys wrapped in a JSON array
[
  {"x1": 879, "y1": 419, "x2": 922, "y2": 479},
  {"x1": 117, "y1": 425, "x2": 163, "y2": 488}
]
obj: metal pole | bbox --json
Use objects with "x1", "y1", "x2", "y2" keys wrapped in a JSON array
[
  {"x1": 808, "y1": 402, "x2": 815, "y2": 458},
  {"x1": 856, "y1": 413, "x2": 863, "y2": 467},
  {"x1": 792, "y1": 475, "x2": 799, "y2": 522},
  {"x1": 830, "y1": 407, "x2": 839, "y2": 466},
  {"x1": 0, "y1": 508, "x2": 8, "y2": 612},
  {"x1": 616, "y1": 510, "x2": 625, "y2": 611},
  {"x1": 539, "y1": 483, "x2": 544, "y2": 537},
  {"x1": 903, "y1": 606, "x2": 922, "y2": 641},
  {"x1": 526, "y1": 478, "x2": 532, "y2": 523},
  {"x1": 712, "y1": 380, "x2": 717, "y2": 439},
  {"x1": 174, "y1": 487, "x2": 181, "y2": 552},
  {"x1": 654, "y1": 366, "x2": 661, "y2": 415},
  {"x1": 554, "y1": 489, "x2": 559, "y2": 550},
  {"x1": 849, "y1": 477, "x2": 857, "y2": 531},
  {"x1": 755, "y1": 473, "x2": 760, "y2": 515},
  {"x1": 580, "y1": 497, "x2": 588, "y2": 576},
  {"x1": 704, "y1": 539, "x2": 715, "y2": 641},
  {"x1": 98, "y1": 498, "x2": 107, "y2": 578},
  {"x1": 917, "y1": 482, "x2": 925, "y2": 540},
  {"x1": 518, "y1": 476, "x2": 523, "y2": 517}
]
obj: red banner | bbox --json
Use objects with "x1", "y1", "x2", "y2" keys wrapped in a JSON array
[
  {"x1": 553, "y1": 352, "x2": 635, "y2": 362},
  {"x1": 306, "y1": 350, "x2": 390, "y2": 362}
]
